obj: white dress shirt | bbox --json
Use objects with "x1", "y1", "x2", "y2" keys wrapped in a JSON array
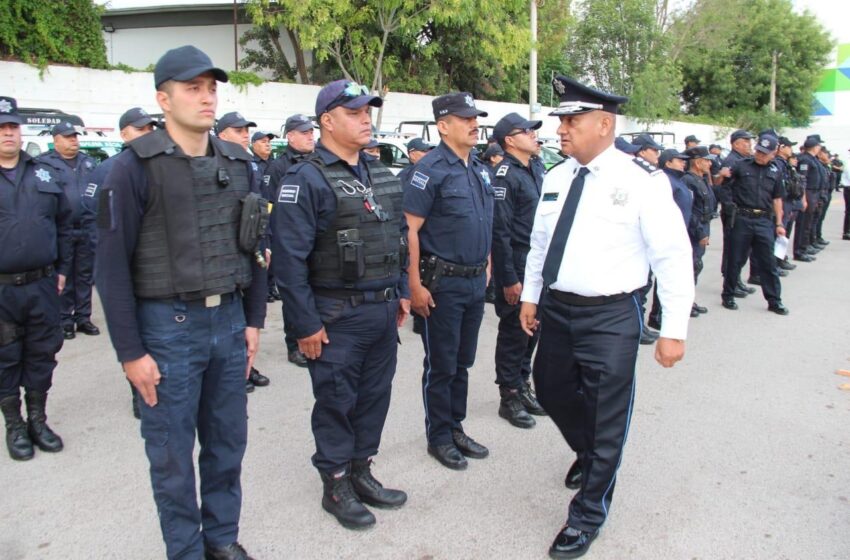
[{"x1": 521, "y1": 143, "x2": 695, "y2": 340}]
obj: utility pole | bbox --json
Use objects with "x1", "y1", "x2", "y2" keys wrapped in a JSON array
[
  {"x1": 233, "y1": 0, "x2": 239, "y2": 71},
  {"x1": 529, "y1": 0, "x2": 539, "y2": 120},
  {"x1": 770, "y1": 50, "x2": 780, "y2": 112}
]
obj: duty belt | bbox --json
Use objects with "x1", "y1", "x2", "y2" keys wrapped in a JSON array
[
  {"x1": 737, "y1": 207, "x2": 771, "y2": 219},
  {"x1": 314, "y1": 287, "x2": 398, "y2": 305},
  {"x1": 420, "y1": 255, "x2": 486, "y2": 278},
  {"x1": 548, "y1": 288, "x2": 632, "y2": 307},
  {"x1": 0, "y1": 266, "x2": 54, "y2": 286}
]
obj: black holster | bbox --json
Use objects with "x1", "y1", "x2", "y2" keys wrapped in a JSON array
[
  {"x1": 238, "y1": 193, "x2": 271, "y2": 254},
  {"x1": 722, "y1": 203, "x2": 738, "y2": 230},
  {"x1": 419, "y1": 255, "x2": 443, "y2": 291}
]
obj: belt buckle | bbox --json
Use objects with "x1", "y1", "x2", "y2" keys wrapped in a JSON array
[
  {"x1": 13, "y1": 274, "x2": 24, "y2": 286},
  {"x1": 205, "y1": 294, "x2": 222, "y2": 308},
  {"x1": 382, "y1": 287, "x2": 394, "y2": 300}
]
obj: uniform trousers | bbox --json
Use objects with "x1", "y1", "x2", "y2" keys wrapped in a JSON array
[
  {"x1": 307, "y1": 295, "x2": 399, "y2": 473},
  {"x1": 493, "y1": 274, "x2": 538, "y2": 390},
  {"x1": 0, "y1": 276, "x2": 63, "y2": 399},
  {"x1": 60, "y1": 228, "x2": 95, "y2": 328},
  {"x1": 533, "y1": 290, "x2": 642, "y2": 531},
  {"x1": 721, "y1": 216, "x2": 781, "y2": 304},
  {"x1": 420, "y1": 275, "x2": 485, "y2": 446},
  {"x1": 137, "y1": 294, "x2": 248, "y2": 560}
]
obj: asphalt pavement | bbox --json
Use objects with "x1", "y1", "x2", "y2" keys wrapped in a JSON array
[{"x1": 2, "y1": 198, "x2": 849, "y2": 560}]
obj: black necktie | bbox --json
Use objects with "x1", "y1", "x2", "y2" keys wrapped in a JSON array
[{"x1": 541, "y1": 167, "x2": 589, "y2": 287}]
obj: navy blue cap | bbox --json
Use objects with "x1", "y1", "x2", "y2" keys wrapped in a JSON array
[
  {"x1": 364, "y1": 138, "x2": 379, "y2": 149},
  {"x1": 119, "y1": 107, "x2": 157, "y2": 130},
  {"x1": 432, "y1": 92, "x2": 488, "y2": 119},
  {"x1": 550, "y1": 75, "x2": 628, "y2": 116},
  {"x1": 482, "y1": 143, "x2": 504, "y2": 159},
  {"x1": 492, "y1": 112, "x2": 542, "y2": 143},
  {"x1": 759, "y1": 128, "x2": 779, "y2": 138},
  {"x1": 51, "y1": 121, "x2": 80, "y2": 137},
  {"x1": 659, "y1": 148, "x2": 690, "y2": 167},
  {"x1": 284, "y1": 114, "x2": 315, "y2": 134},
  {"x1": 778, "y1": 136, "x2": 796, "y2": 147},
  {"x1": 251, "y1": 131, "x2": 277, "y2": 143},
  {"x1": 632, "y1": 133, "x2": 664, "y2": 151},
  {"x1": 154, "y1": 45, "x2": 228, "y2": 88},
  {"x1": 684, "y1": 134, "x2": 700, "y2": 144},
  {"x1": 215, "y1": 112, "x2": 256, "y2": 134},
  {"x1": 614, "y1": 136, "x2": 641, "y2": 154},
  {"x1": 730, "y1": 129, "x2": 755, "y2": 142},
  {"x1": 0, "y1": 96, "x2": 23, "y2": 125},
  {"x1": 803, "y1": 134, "x2": 822, "y2": 149},
  {"x1": 708, "y1": 144, "x2": 722, "y2": 150},
  {"x1": 684, "y1": 145, "x2": 716, "y2": 160},
  {"x1": 754, "y1": 134, "x2": 778, "y2": 154},
  {"x1": 315, "y1": 80, "x2": 382, "y2": 117},
  {"x1": 406, "y1": 137, "x2": 435, "y2": 153}
]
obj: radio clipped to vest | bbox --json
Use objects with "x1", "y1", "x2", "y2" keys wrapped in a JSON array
[
  {"x1": 239, "y1": 192, "x2": 271, "y2": 268},
  {"x1": 337, "y1": 228, "x2": 365, "y2": 281}
]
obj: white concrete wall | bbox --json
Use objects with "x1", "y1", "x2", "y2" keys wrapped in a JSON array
[{"x1": 4, "y1": 60, "x2": 753, "y2": 151}]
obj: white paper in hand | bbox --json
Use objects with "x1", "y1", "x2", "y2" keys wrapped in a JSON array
[{"x1": 774, "y1": 235, "x2": 789, "y2": 260}]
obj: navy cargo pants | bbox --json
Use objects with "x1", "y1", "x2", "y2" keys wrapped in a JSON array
[
  {"x1": 136, "y1": 293, "x2": 248, "y2": 560},
  {"x1": 0, "y1": 275, "x2": 63, "y2": 399},
  {"x1": 60, "y1": 228, "x2": 95, "y2": 328},
  {"x1": 493, "y1": 261, "x2": 538, "y2": 390},
  {"x1": 420, "y1": 275, "x2": 486, "y2": 446}
]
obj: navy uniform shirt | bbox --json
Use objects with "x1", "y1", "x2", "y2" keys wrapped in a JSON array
[
  {"x1": 662, "y1": 168, "x2": 694, "y2": 227},
  {"x1": 252, "y1": 155, "x2": 273, "y2": 200},
  {"x1": 267, "y1": 147, "x2": 310, "y2": 201},
  {"x1": 796, "y1": 152, "x2": 823, "y2": 194},
  {"x1": 0, "y1": 152, "x2": 73, "y2": 274},
  {"x1": 681, "y1": 171, "x2": 714, "y2": 243},
  {"x1": 270, "y1": 143, "x2": 408, "y2": 339},
  {"x1": 398, "y1": 162, "x2": 415, "y2": 187},
  {"x1": 94, "y1": 139, "x2": 267, "y2": 363},
  {"x1": 727, "y1": 158, "x2": 785, "y2": 210},
  {"x1": 402, "y1": 141, "x2": 495, "y2": 266},
  {"x1": 491, "y1": 152, "x2": 543, "y2": 287},
  {"x1": 716, "y1": 150, "x2": 748, "y2": 205},
  {"x1": 36, "y1": 150, "x2": 97, "y2": 230}
]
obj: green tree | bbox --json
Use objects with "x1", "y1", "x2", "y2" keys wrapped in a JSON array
[{"x1": 0, "y1": 0, "x2": 108, "y2": 69}]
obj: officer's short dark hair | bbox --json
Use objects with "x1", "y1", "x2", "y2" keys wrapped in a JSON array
[{"x1": 156, "y1": 80, "x2": 175, "y2": 94}]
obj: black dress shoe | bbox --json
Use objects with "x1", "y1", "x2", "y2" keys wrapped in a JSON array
[
  {"x1": 843, "y1": 234, "x2": 850, "y2": 240},
  {"x1": 549, "y1": 525, "x2": 599, "y2": 559},
  {"x1": 498, "y1": 387, "x2": 536, "y2": 429},
  {"x1": 520, "y1": 381, "x2": 547, "y2": 416},
  {"x1": 62, "y1": 325, "x2": 75, "y2": 340},
  {"x1": 693, "y1": 303, "x2": 708, "y2": 314},
  {"x1": 452, "y1": 429, "x2": 489, "y2": 459},
  {"x1": 777, "y1": 259, "x2": 796, "y2": 270},
  {"x1": 722, "y1": 299, "x2": 738, "y2": 310},
  {"x1": 564, "y1": 459, "x2": 582, "y2": 489},
  {"x1": 76, "y1": 320, "x2": 100, "y2": 335},
  {"x1": 245, "y1": 379, "x2": 254, "y2": 393},
  {"x1": 768, "y1": 302, "x2": 789, "y2": 315},
  {"x1": 793, "y1": 254, "x2": 814, "y2": 262},
  {"x1": 806, "y1": 246, "x2": 821, "y2": 254},
  {"x1": 815, "y1": 237, "x2": 830, "y2": 246},
  {"x1": 737, "y1": 281, "x2": 756, "y2": 294},
  {"x1": 427, "y1": 444, "x2": 468, "y2": 470},
  {"x1": 204, "y1": 542, "x2": 255, "y2": 560},
  {"x1": 248, "y1": 367, "x2": 270, "y2": 387},
  {"x1": 351, "y1": 458, "x2": 407, "y2": 509},
  {"x1": 689, "y1": 307, "x2": 700, "y2": 318},
  {"x1": 747, "y1": 275, "x2": 762, "y2": 285},
  {"x1": 288, "y1": 350, "x2": 308, "y2": 368},
  {"x1": 777, "y1": 269, "x2": 788, "y2": 277},
  {"x1": 639, "y1": 329, "x2": 659, "y2": 343},
  {"x1": 732, "y1": 288, "x2": 749, "y2": 298}
]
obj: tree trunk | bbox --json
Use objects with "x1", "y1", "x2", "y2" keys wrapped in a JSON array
[{"x1": 286, "y1": 28, "x2": 309, "y2": 84}]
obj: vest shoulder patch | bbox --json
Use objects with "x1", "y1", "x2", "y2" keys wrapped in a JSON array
[
  {"x1": 278, "y1": 184, "x2": 299, "y2": 204},
  {"x1": 632, "y1": 156, "x2": 661, "y2": 175},
  {"x1": 496, "y1": 165, "x2": 509, "y2": 177}
]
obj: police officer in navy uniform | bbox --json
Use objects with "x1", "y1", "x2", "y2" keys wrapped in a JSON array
[
  {"x1": 682, "y1": 146, "x2": 717, "y2": 316},
  {"x1": 266, "y1": 113, "x2": 317, "y2": 368},
  {"x1": 95, "y1": 46, "x2": 267, "y2": 560},
  {"x1": 489, "y1": 112, "x2": 547, "y2": 429},
  {"x1": 520, "y1": 77, "x2": 694, "y2": 559},
  {"x1": 795, "y1": 135, "x2": 824, "y2": 261},
  {"x1": 773, "y1": 137, "x2": 801, "y2": 272},
  {"x1": 271, "y1": 80, "x2": 410, "y2": 530},
  {"x1": 215, "y1": 111, "x2": 256, "y2": 150},
  {"x1": 404, "y1": 92, "x2": 494, "y2": 470},
  {"x1": 37, "y1": 121, "x2": 100, "y2": 340},
  {"x1": 0, "y1": 96, "x2": 71, "y2": 462},
  {"x1": 398, "y1": 137, "x2": 435, "y2": 187},
  {"x1": 720, "y1": 133, "x2": 788, "y2": 315},
  {"x1": 250, "y1": 131, "x2": 277, "y2": 200},
  {"x1": 85, "y1": 107, "x2": 159, "y2": 420}
]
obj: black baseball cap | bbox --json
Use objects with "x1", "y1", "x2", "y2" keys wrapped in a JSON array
[
  {"x1": 0, "y1": 96, "x2": 23, "y2": 125},
  {"x1": 754, "y1": 134, "x2": 778, "y2": 154},
  {"x1": 492, "y1": 112, "x2": 542, "y2": 143},
  {"x1": 708, "y1": 144, "x2": 722, "y2": 151},
  {"x1": 614, "y1": 136, "x2": 641, "y2": 155},
  {"x1": 482, "y1": 143, "x2": 504, "y2": 159},
  {"x1": 215, "y1": 112, "x2": 256, "y2": 134},
  {"x1": 432, "y1": 92, "x2": 488, "y2": 119},
  {"x1": 315, "y1": 80, "x2": 382, "y2": 116},
  {"x1": 803, "y1": 135, "x2": 821, "y2": 149},
  {"x1": 632, "y1": 133, "x2": 664, "y2": 151},
  {"x1": 684, "y1": 145, "x2": 716, "y2": 160},
  {"x1": 51, "y1": 121, "x2": 80, "y2": 137},
  {"x1": 658, "y1": 148, "x2": 690, "y2": 167},
  {"x1": 119, "y1": 107, "x2": 157, "y2": 130},
  {"x1": 684, "y1": 134, "x2": 701, "y2": 144},
  {"x1": 251, "y1": 131, "x2": 277, "y2": 143},
  {"x1": 730, "y1": 129, "x2": 755, "y2": 142},
  {"x1": 364, "y1": 138, "x2": 379, "y2": 149},
  {"x1": 284, "y1": 114, "x2": 314, "y2": 134},
  {"x1": 550, "y1": 75, "x2": 628, "y2": 116},
  {"x1": 154, "y1": 45, "x2": 228, "y2": 88},
  {"x1": 777, "y1": 136, "x2": 796, "y2": 147},
  {"x1": 407, "y1": 137, "x2": 434, "y2": 153}
]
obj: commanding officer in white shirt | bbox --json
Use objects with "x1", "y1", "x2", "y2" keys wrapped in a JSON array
[{"x1": 519, "y1": 76, "x2": 694, "y2": 559}]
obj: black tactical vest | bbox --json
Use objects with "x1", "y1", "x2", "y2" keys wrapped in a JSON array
[
  {"x1": 305, "y1": 155, "x2": 403, "y2": 287},
  {"x1": 128, "y1": 130, "x2": 253, "y2": 300}
]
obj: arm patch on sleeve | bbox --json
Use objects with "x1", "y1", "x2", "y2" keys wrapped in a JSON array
[
  {"x1": 278, "y1": 184, "x2": 300, "y2": 204},
  {"x1": 410, "y1": 171, "x2": 430, "y2": 190}
]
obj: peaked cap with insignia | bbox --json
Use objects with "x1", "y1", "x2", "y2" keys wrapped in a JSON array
[{"x1": 550, "y1": 76, "x2": 628, "y2": 116}]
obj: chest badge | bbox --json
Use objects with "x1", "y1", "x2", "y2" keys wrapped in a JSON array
[
  {"x1": 35, "y1": 168, "x2": 52, "y2": 183},
  {"x1": 610, "y1": 188, "x2": 628, "y2": 206},
  {"x1": 480, "y1": 169, "x2": 491, "y2": 187}
]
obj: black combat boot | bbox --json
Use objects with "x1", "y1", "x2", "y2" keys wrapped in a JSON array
[
  {"x1": 520, "y1": 381, "x2": 547, "y2": 416},
  {"x1": 1, "y1": 395, "x2": 34, "y2": 461},
  {"x1": 498, "y1": 387, "x2": 535, "y2": 429},
  {"x1": 24, "y1": 390, "x2": 63, "y2": 452},
  {"x1": 320, "y1": 470, "x2": 376, "y2": 529},
  {"x1": 350, "y1": 458, "x2": 408, "y2": 509}
]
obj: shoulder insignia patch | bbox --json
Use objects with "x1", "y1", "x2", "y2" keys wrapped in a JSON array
[
  {"x1": 278, "y1": 184, "x2": 299, "y2": 204},
  {"x1": 410, "y1": 171, "x2": 430, "y2": 190},
  {"x1": 496, "y1": 165, "x2": 509, "y2": 177},
  {"x1": 632, "y1": 156, "x2": 659, "y2": 174}
]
